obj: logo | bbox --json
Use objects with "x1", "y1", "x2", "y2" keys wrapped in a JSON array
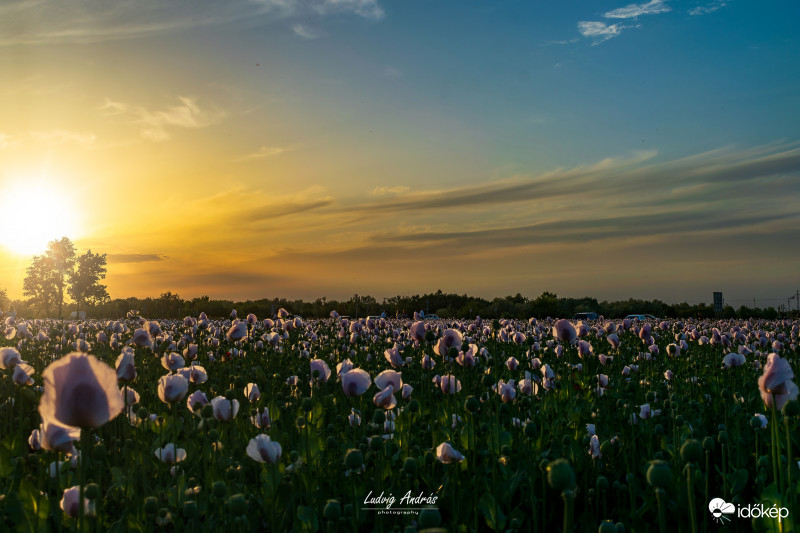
[
  {"x1": 708, "y1": 498, "x2": 789, "y2": 524},
  {"x1": 362, "y1": 491, "x2": 438, "y2": 515},
  {"x1": 708, "y1": 498, "x2": 735, "y2": 524}
]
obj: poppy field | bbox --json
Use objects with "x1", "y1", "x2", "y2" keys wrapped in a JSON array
[{"x1": 0, "y1": 310, "x2": 798, "y2": 532}]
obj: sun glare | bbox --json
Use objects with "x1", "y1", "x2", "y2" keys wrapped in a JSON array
[{"x1": 0, "y1": 180, "x2": 81, "y2": 256}]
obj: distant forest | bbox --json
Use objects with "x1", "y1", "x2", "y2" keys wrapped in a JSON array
[{"x1": 3, "y1": 289, "x2": 789, "y2": 320}]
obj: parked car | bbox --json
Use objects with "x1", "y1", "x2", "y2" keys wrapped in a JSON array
[
  {"x1": 625, "y1": 314, "x2": 658, "y2": 320},
  {"x1": 572, "y1": 312, "x2": 598, "y2": 321},
  {"x1": 426, "y1": 314, "x2": 441, "y2": 320}
]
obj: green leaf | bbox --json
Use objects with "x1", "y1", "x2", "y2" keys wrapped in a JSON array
[
  {"x1": 729, "y1": 468, "x2": 748, "y2": 495},
  {"x1": 478, "y1": 492, "x2": 506, "y2": 531},
  {"x1": 294, "y1": 506, "x2": 319, "y2": 533}
]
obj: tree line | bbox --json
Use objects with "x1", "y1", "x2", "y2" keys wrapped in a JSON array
[
  {"x1": 1, "y1": 242, "x2": 788, "y2": 320},
  {"x1": 3, "y1": 287, "x2": 788, "y2": 321},
  {"x1": 5, "y1": 237, "x2": 109, "y2": 318}
]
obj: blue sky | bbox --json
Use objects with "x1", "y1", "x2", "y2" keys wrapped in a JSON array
[{"x1": 1, "y1": 0, "x2": 798, "y2": 307}]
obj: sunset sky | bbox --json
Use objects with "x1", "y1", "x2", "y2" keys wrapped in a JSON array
[{"x1": 1, "y1": 0, "x2": 798, "y2": 307}]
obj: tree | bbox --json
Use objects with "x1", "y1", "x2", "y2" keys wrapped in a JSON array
[
  {"x1": 0, "y1": 286, "x2": 8, "y2": 311},
  {"x1": 46, "y1": 237, "x2": 76, "y2": 318},
  {"x1": 68, "y1": 250, "x2": 109, "y2": 314},
  {"x1": 23, "y1": 254, "x2": 59, "y2": 316}
]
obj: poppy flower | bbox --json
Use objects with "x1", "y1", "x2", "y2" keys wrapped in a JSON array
[
  {"x1": 13, "y1": 363, "x2": 34, "y2": 386},
  {"x1": 244, "y1": 383, "x2": 261, "y2": 402},
  {"x1": 384, "y1": 346, "x2": 405, "y2": 368},
  {"x1": 553, "y1": 320, "x2": 577, "y2": 344},
  {"x1": 211, "y1": 396, "x2": 240, "y2": 421},
  {"x1": 374, "y1": 369, "x2": 402, "y2": 391},
  {"x1": 158, "y1": 374, "x2": 189, "y2": 404},
  {"x1": 0, "y1": 347, "x2": 22, "y2": 369},
  {"x1": 246, "y1": 434, "x2": 282, "y2": 464},
  {"x1": 373, "y1": 384, "x2": 397, "y2": 409},
  {"x1": 186, "y1": 390, "x2": 209, "y2": 413},
  {"x1": 227, "y1": 322, "x2": 247, "y2": 342},
  {"x1": 155, "y1": 443, "x2": 186, "y2": 464},
  {"x1": 116, "y1": 351, "x2": 136, "y2": 382},
  {"x1": 310, "y1": 359, "x2": 331, "y2": 382},
  {"x1": 251, "y1": 407, "x2": 271, "y2": 429},
  {"x1": 440, "y1": 375, "x2": 461, "y2": 394},
  {"x1": 40, "y1": 419, "x2": 80, "y2": 455},
  {"x1": 342, "y1": 369, "x2": 372, "y2": 397},
  {"x1": 60, "y1": 486, "x2": 92, "y2": 518},
  {"x1": 435, "y1": 442, "x2": 464, "y2": 464},
  {"x1": 758, "y1": 353, "x2": 798, "y2": 409},
  {"x1": 39, "y1": 352, "x2": 124, "y2": 429},
  {"x1": 161, "y1": 352, "x2": 185, "y2": 371}
]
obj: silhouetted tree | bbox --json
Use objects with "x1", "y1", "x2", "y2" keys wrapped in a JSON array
[
  {"x1": 68, "y1": 250, "x2": 109, "y2": 314},
  {"x1": 23, "y1": 255, "x2": 59, "y2": 316}
]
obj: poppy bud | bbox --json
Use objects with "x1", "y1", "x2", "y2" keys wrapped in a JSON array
[
  {"x1": 547, "y1": 459, "x2": 576, "y2": 491},
  {"x1": 228, "y1": 494, "x2": 247, "y2": 516},
  {"x1": 680, "y1": 439, "x2": 703, "y2": 463},
  {"x1": 702, "y1": 437, "x2": 715, "y2": 452},
  {"x1": 646, "y1": 460, "x2": 672, "y2": 488},
  {"x1": 344, "y1": 449, "x2": 363, "y2": 470},
  {"x1": 183, "y1": 501, "x2": 198, "y2": 519},
  {"x1": 465, "y1": 396, "x2": 480, "y2": 413},
  {"x1": 596, "y1": 476, "x2": 609, "y2": 491},
  {"x1": 323, "y1": 500, "x2": 341, "y2": 521},
  {"x1": 144, "y1": 497, "x2": 158, "y2": 514},
  {"x1": 599, "y1": 521, "x2": 616, "y2": 533},
  {"x1": 418, "y1": 508, "x2": 441, "y2": 528},
  {"x1": 212, "y1": 481, "x2": 227, "y2": 498}
]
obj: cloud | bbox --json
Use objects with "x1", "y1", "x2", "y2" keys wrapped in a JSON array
[
  {"x1": 689, "y1": 1, "x2": 727, "y2": 15},
  {"x1": 29, "y1": 130, "x2": 97, "y2": 145},
  {"x1": 100, "y1": 96, "x2": 223, "y2": 141},
  {"x1": 0, "y1": 0, "x2": 385, "y2": 46},
  {"x1": 576, "y1": 0, "x2": 670, "y2": 43},
  {"x1": 577, "y1": 21, "x2": 626, "y2": 43},
  {"x1": 107, "y1": 253, "x2": 167, "y2": 263},
  {"x1": 369, "y1": 186, "x2": 409, "y2": 196},
  {"x1": 604, "y1": 0, "x2": 670, "y2": 19},
  {"x1": 233, "y1": 145, "x2": 296, "y2": 162},
  {"x1": 292, "y1": 23, "x2": 322, "y2": 39}
]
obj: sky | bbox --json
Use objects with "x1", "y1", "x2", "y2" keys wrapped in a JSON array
[{"x1": 1, "y1": 0, "x2": 799, "y2": 308}]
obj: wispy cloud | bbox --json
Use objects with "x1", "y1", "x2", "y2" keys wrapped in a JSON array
[
  {"x1": 100, "y1": 96, "x2": 223, "y2": 141},
  {"x1": 107, "y1": 253, "x2": 166, "y2": 263},
  {"x1": 369, "y1": 186, "x2": 409, "y2": 196},
  {"x1": 292, "y1": 23, "x2": 322, "y2": 39},
  {"x1": 577, "y1": 0, "x2": 670, "y2": 43},
  {"x1": 604, "y1": 0, "x2": 670, "y2": 19},
  {"x1": 577, "y1": 21, "x2": 627, "y2": 43},
  {"x1": 29, "y1": 129, "x2": 97, "y2": 146},
  {"x1": 233, "y1": 145, "x2": 297, "y2": 162},
  {"x1": 0, "y1": 0, "x2": 385, "y2": 46},
  {"x1": 689, "y1": 1, "x2": 728, "y2": 15}
]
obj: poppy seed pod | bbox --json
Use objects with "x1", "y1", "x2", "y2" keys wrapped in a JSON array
[
  {"x1": 547, "y1": 459, "x2": 575, "y2": 491},
  {"x1": 646, "y1": 460, "x2": 672, "y2": 488}
]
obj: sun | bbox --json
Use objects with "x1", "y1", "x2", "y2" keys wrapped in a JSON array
[{"x1": 0, "y1": 179, "x2": 81, "y2": 256}]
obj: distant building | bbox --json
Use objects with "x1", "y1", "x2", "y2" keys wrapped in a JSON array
[{"x1": 71, "y1": 311, "x2": 87, "y2": 320}]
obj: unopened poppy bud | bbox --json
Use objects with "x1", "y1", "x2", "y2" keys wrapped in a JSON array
[
  {"x1": 783, "y1": 399, "x2": 800, "y2": 417},
  {"x1": 212, "y1": 481, "x2": 227, "y2": 498},
  {"x1": 85, "y1": 483, "x2": 100, "y2": 500},
  {"x1": 183, "y1": 501, "x2": 198, "y2": 519},
  {"x1": 301, "y1": 398, "x2": 314, "y2": 412},
  {"x1": 228, "y1": 494, "x2": 247, "y2": 516},
  {"x1": 646, "y1": 460, "x2": 672, "y2": 488},
  {"x1": 144, "y1": 497, "x2": 158, "y2": 514},
  {"x1": 680, "y1": 439, "x2": 703, "y2": 463},
  {"x1": 418, "y1": 508, "x2": 441, "y2": 528},
  {"x1": 465, "y1": 396, "x2": 480, "y2": 413},
  {"x1": 547, "y1": 459, "x2": 576, "y2": 491},
  {"x1": 323, "y1": 500, "x2": 341, "y2": 521},
  {"x1": 596, "y1": 476, "x2": 609, "y2": 491},
  {"x1": 599, "y1": 521, "x2": 616, "y2": 533},
  {"x1": 344, "y1": 449, "x2": 363, "y2": 470},
  {"x1": 702, "y1": 437, "x2": 715, "y2": 451}
]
